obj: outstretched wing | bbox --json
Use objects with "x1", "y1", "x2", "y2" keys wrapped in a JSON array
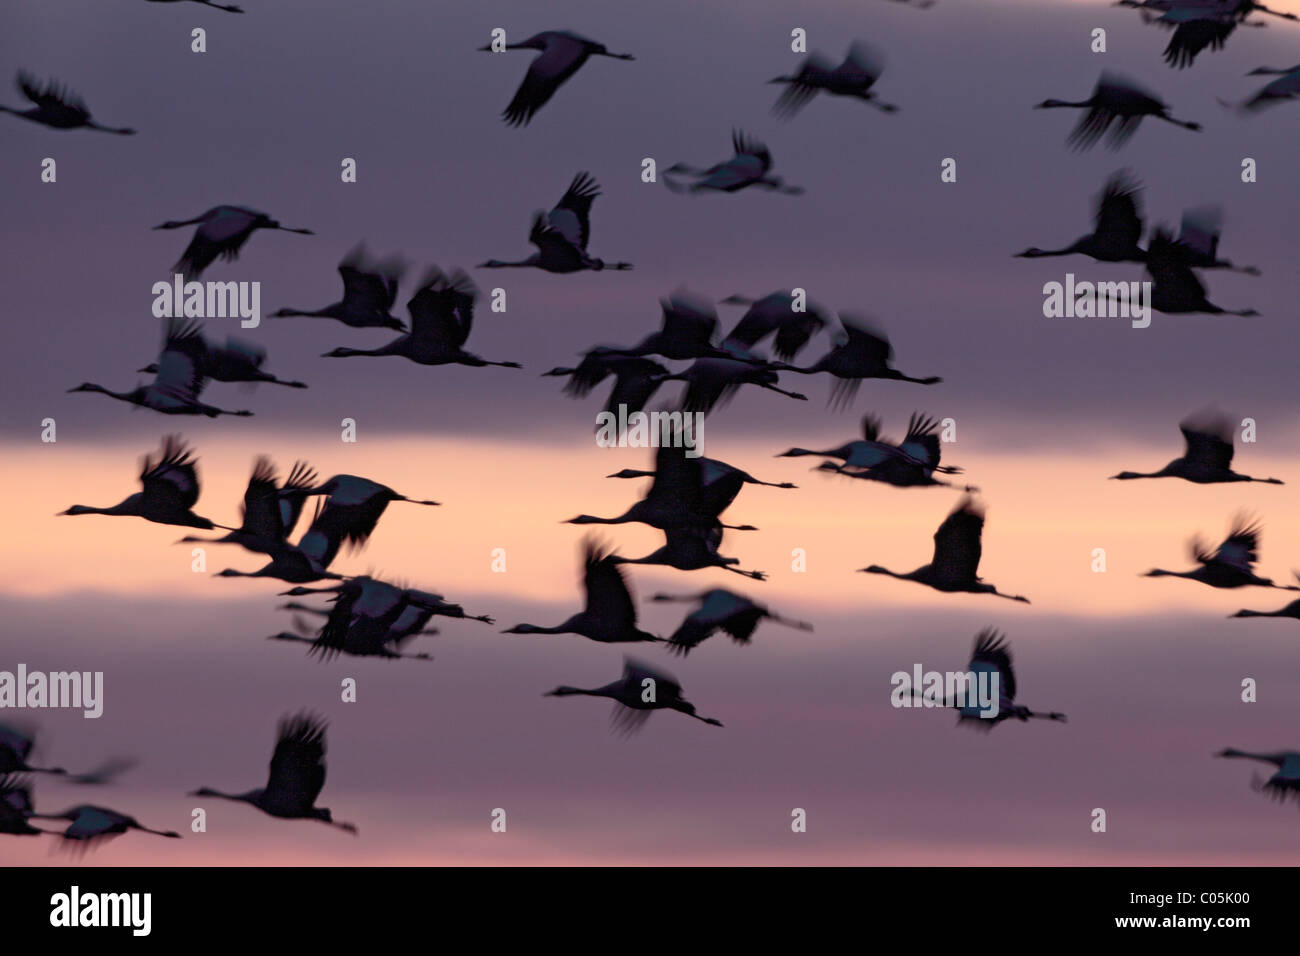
[
  {"x1": 548, "y1": 172, "x2": 600, "y2": 250},
  {"x1": 139, "y1": 435, "x2": 201, "y2": 510},
  {"x1": 17, "y1": 71, "x2": 88, "y2": 115},
  {"x1": 501, "y1": 34, "x2": 587, "y2": 127},
  {"x1": 931, "y1": 498, "x2": 984, "y2": 582},
  {"x1": 969, "y1": 628, "x2": 1016, "y2": 702},
  {"x1": 1179, "y1": 413, "x2": 1234, "y2": 472},
  {"x1": 583, "y1": 540, "x2": 639, "y2": 630},
  {"x1": 407, "y1": 267, "x2": 478, "y2": 348},
  {"x1": 264, "y1": 712, "x2": 328, "y2": 810},
  {"x1": 1212, "y1": 516, "x2": 1261, "y2": 573},
  {"x1": 1093, "y1": 171, "x2": 1144, "y2": 251},
  {"x1": 153, "y1": 318, "x2": 209, "y2": 400},
  {"x1": 898, "y1": 412, "x2": 942, "y2": 468},
  {"x1": 1176, "y1": 206, "x2": 1222, "y2": 261},
  {"x1": 239, "y1": 457, "x2": 285, "y2": 539}
]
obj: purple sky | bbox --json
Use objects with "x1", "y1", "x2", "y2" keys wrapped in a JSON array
[{"x1": 3, "y1": 0, "x2": 1300, "y2": 864}]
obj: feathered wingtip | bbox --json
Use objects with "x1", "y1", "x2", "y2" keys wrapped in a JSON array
[
  {"x1": 949, "y1": 494, "x2": 985, "y2": 522},
  {"x1": 277, "y1": 710, "x2": 329, "y2": 749},
  {"x1": 581, "y1": 535, "x2": 616, "y2": 571},
  {"x1": 140, "y1": 434, "x2": 197, "y2": 480},
  {"x1": 565, "y1": 171, "x2": 601, "y2": 202}
]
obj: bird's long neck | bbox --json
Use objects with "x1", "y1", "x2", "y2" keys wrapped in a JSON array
[
  {"x1": 565, "y1": 514, "x2": 620, "y2": 525},
  {"x1": 81, "y1": 384, "x2": 130, "y2": 401},
  {"x1": 863, "y1": 565, "x2": 909, "y2": 580},
  {"x1": 1024, "y1": 709, "x2": 1066, "y2": 721},
  {"x1": 1040, "y1": 98, "x2": 1093, "y2": 108},
  {"x1": 194, "y1": 787, "x2": 255, "y2": 803},
  {"x1": 272, "y1": 307, "x2": 326, "y2": 318},
  {"x1": 137, "y1": 824, "x2": 180, "y2": 838},
  {"x1": 549, "y1": 685, "x2": 601, "y2": 696},
  {"x1": 511, "y1": 623, "x2": 571, "y2": 634},
  {"x1": 333, "y1": 343, "x2": 397, "y2": 357},
  {"x1": 1220, "y1": 749, "x2": 1281, "y2": 763},
  {"x1": 1017, "y1": 244, "x2": 1077, "y2": 258},
  {"x1": 1232, "y1": 609, "x2": 1276, "y2": 618},
  {"x1": 64, "y1": 502, "x2": 130, "y2": 517},
  {"x1": 482, "y1": 258, "x2": 535, "y2": 268},
  {"x1": 891, "y1": 371, "x2": 941, "y2": 385},
  {"x1": 268, "y1": 632, "x2": 314, "y2": 644}
]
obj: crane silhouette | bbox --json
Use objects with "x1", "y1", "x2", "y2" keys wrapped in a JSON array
[
  {"x1": 770, "y1": 40, "x2": 898, "y2": 118},
  {"x1": 1144, "y1": 228, "x2": 1258, "y2": 315},
  {"x1": 479, "y1": 31, "x2": 634, "y2": 127},
  {"x1": 154, "y1": 205, "x2": 312, "y2": 279},
  {"x1": 610, "y1": 523, "x2": 767, "y2": 580},
  {"x1": 656, "y1": 346, "x2": 808, "y2": 415},
  {"x1": 651, "y1": 589, "x2": 813, "y2": 656},
  {"x1": 0, "y1": 775, "x2": 42, "y2": 836},
  {"x1": 30, "y1": 805, "x2": 180, "y2": 849},
  {"x1": 665, "y1": 130, "x2": 804, "y2": 194},
  {"x1": 137, "y1": 323, "x2": 307, "y2": 389},
  {"x1": 860, "y1": 498, "x2": 1030, "y2": 602},
  {"x1": 145, "y1": 0, "x2": 243, "y2": 12},
  {"x1": 503, "y1": 539, "x2": 661, "y2": 643},
  {"x1": 217, "y1": 474, "x2": 437, "y2": 582},
  {"x1": 905, "y1": 629, "x2": 1066, "y2": 728},
  {"x1": 1174, "y1": 206, "x2": 1260, "y2": 274},
  {"x1": 268, "y1": 578, "x2": 442, "y2": 662},
  {"x1": 0, "y1": 725, "x2": 65, "y2": 776},
  {"x1": 191, "y1": 712, "x2": 357, "y2": 833},
  {"x1": 1110, "y1": 413, "x2": 1282, "y2": 483},
  {"x1": 480, "y1": 172, "x2": 631, "y2": 273},
  {"x1": 1144, "y1": 514, "x2": 1298, "y2": 589},
  {"x1": 543, "y1": 351, "x2": 669, "y2": 416},
  {"x1": 69, "y1": 318, "x2": 255, "y2": 417},
  {"x1": 283, "y1": 578, "x2": 494, "y2": 632},
  {"x1": 1015, "y1": 171, "x2": 1148, "y2": 262},
  {"x1": 1215, "y1": 748, "x2": 1300, "y2": 804},
  {"x1": 273, "y1": 245, "x2": 407, "y2": 330},
  {"x1": 810, "y1": 413, "x2": 969, "y2": 489},
  {"x1": 719, "y1": 291, "x2": 831, "y2": 362},
  {"x1": 565, "y1": 443, "x2": 758, "y2": 533},
  {"x1": 59, "y1": 435, "x2": 233, "y2": 531},
  {"x1": 609, "y1": 455, "x2": 796, "y2": 490},
  {"x1": 545, "y1": 657, "x2": 723, "y2": 733},
  {"x1": 787, "y1": 315, "x2": 941, "y2": 407},
  {"x1": 276, "y1": 572, "x2": 493, "y2": 660},
  {"x1": 179, "y1": 457, "x2": 318, "y2": 554},
  {"x1": 1126, "y1": 4, "x2": 1260, "y2": 70},
  {"x1": 605, "y1": 288, "x2": 735, "y2": 361},
  {"x1": 1233, "y1": 63, "x2": 1300, "y2": 111},
  {"x1": 1035, "y1": 71, "x2": 1200, "y2": 149},
  {"x1": 323, "y1": 267, "x2": 521, "y2": 368},
  {"x1": 0, "y1": 71, "x2": 135, "y2": 133},
  {"x1": 1231, "y1": 585, "x2": 1300, "y2": 619}
]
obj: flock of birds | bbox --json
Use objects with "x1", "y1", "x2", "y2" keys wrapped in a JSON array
[{"x1": 3, "y1": 0, "x2": 1299, "y2": 851}]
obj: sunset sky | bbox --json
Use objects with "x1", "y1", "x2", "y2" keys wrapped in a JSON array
[{"x1": 3, "y1": 0, "x2": 1299, "y2": 865}]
